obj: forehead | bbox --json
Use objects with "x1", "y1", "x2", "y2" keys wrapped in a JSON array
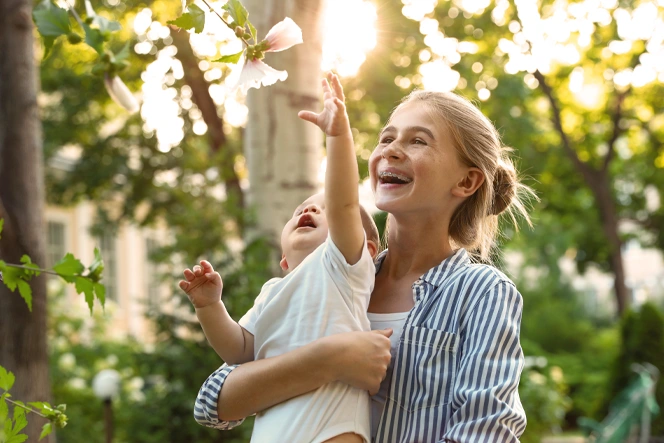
[
  {"x1": 388, "y1": 102, "x2": 438, "y2": 128},
  {"x1": 297, "y1": 192, "x2": 325, "y2": 208}
]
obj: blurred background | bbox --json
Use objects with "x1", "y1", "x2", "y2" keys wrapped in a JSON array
[{"x1": 1, "y1": 0, "x2": 663, "y2": 441}]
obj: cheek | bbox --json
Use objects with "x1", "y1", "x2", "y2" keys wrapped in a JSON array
[{"x1": 368, "y1": 150, "x2": 380, "y2": 183}]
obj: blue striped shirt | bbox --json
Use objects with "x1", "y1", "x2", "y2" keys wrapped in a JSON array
[{"x1": 194, "y1": 248, "x2": 527, "y2": 442}]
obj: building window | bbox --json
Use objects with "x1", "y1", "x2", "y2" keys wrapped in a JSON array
[
  {"x1": 47, "y1": 221, "x2": 66, "y2": 267},
  {"x1": 99, "y1": 234, "x2": 118, "y2": 302},
  {"x1": 145, "y1": 238, "x2": 161, "y2": 307}
]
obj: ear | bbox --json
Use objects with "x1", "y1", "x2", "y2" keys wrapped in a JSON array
[
  {"x1": 366, "y1": 240, "x2": 378, "y2": 259},
  {"x1": 279, "y1": 254, "x2": 289, "y2": 271},
  {"x1": 451, "y1": 167, "x2": 484, "y2": 198}
]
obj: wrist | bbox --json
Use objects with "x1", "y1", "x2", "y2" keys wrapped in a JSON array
[
  {"x1": 194, "y1": 299, "x2": 224, "y2": 312},
  {"x1": 315, "y1": 335, "x2": 344, "y2": 382}
]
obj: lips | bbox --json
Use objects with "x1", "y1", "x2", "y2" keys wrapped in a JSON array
[
  {"x1": 297, "y1": 213, "x2": 316, "y2": 229},
  {"x1": 378, "y1": 169, "x2": 413, "y2": 185}
]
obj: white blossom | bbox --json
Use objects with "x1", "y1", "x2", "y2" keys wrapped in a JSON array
[
  {"x1": 235, "y1": 58, "x2": 288, "y2": 93},
  {"x1": 264, "y1": 17, "x2": 303, "y2": 52},
  {"x1": 104, "y1": 74, "x2": 140, "y2": 113}
]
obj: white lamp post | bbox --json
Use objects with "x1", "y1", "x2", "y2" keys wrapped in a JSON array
[{"x1": 92, "y1": 369, "x2": 121, "y2": 443}]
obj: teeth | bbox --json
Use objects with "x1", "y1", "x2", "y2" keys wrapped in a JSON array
[{"x1": 379, "y1": 171, "x2": 412, "y2": 183}]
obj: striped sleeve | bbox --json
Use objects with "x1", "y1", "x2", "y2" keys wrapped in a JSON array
[
  {"x1": 193, "y1": 363, "x2": 246, "y2": 430},
  {"x1": 442, "y1": 281, "x2": 527, "y2": 442}
]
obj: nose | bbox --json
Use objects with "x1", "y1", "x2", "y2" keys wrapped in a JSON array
[
  {"x1": 302, "y1": 204, "x2": 321, "y2": 214},
  {"x1": 381, "y1": 140, "x2": 404, "y2": 160}
]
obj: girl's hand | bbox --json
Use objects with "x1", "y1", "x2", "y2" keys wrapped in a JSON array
[
  {"x1": 179, "y1": 260, "x2": 223, "y2": 309},
  {"x1": 298, "y1": 72, "x2": 350, "y2": 137},
  {"x1": 326, "y1": 329, "x2": 393, "y2": 395}
]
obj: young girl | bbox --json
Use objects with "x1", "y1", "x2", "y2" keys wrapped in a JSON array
[{"x1": 194, "y1": 89, "x2": 531, "y2": 442}]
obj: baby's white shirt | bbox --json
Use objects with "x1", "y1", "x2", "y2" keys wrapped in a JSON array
[{"x1": 239, "y1": 235, "x2": 375, "y2": 443}]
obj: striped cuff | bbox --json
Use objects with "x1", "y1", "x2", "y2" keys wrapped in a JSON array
[{"x1": 193, "y1": 363, "x2": 244, "y2": 430}]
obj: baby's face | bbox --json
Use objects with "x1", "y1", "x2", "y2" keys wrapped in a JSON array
[{"x1": 280, "y1": 193, "x2": 329, "y2": 267}]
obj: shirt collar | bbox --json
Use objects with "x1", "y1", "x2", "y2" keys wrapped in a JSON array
[{"x1": 374, "y1": 248, "x2": 470, "y2": 288}]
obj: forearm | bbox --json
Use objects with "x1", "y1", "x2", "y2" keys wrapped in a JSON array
[
  {"x1": 217, "y1": 336, "x2": 337, "y2": 421},
  {"x1": 325, "y1": 131, "x2": 360, "y2": 212},
  {"x1": 196, "y1": 301, "x2": 251, "y2": 364}
]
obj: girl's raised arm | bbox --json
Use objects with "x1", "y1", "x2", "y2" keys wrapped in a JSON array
[{"x1": 194, "y1": 329, "x2": 392, "y2": 428}]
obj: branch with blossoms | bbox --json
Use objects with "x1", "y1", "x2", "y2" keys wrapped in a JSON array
[
  {"x1": 32, "y1": 0, "x2": 139, "y2": 113},
  {"x1": 168, "y1": 0, "x2": 303, "y2": 93}
]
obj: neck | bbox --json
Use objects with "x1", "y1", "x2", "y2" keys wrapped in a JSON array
[{"x1": 382, "y1": 211, "x2": 455, "y2": 279}]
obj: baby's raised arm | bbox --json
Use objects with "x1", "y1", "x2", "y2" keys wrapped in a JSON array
[
  {"x1": 180, "y1": 260, "x2": 254, "y2": 365},
  {"x1": 298, "y1": 73, "x2": 365, "y2": 264}
]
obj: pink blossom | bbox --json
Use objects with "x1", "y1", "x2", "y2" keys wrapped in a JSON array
[
  {"x1": 264, "y1": 17, "x2": 303, "y2": 52},
  {"x1": 236, "y1": 58, "x2": 288, "y2": 93},
  {"x1": 104, "y1": 74, "x2": 140, "y2": 113}
]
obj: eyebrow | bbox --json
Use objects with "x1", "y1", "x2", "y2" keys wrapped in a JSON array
[{"x1": 380, "y1": 125, "x2": 436, "y2": 140}]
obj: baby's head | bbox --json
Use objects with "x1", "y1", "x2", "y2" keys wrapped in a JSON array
[{"x1": 280, "y1": 192, "x2": 380, "y2": 272}]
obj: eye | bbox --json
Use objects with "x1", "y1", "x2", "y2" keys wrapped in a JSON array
[
  {"x1": 380, "y1": 136, "x2": 394, "y2": 144},
  {"x1": 294, "y1": 209, "x2": 302, "y2": 217},
  {"x1": 413, "y1": 138, "x2": 427, "y2": 145}
]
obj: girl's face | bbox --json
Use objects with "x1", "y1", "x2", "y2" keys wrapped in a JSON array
[{"x1": 369, "y1": 102, "x2": 468, "y2": 217}]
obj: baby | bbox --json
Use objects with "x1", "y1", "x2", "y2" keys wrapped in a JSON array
[{"x1": 180, "y1": 73, "x2": 378, "y2": 443}]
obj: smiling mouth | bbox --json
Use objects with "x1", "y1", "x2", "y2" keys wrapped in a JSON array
[
  {"x1": 378, "y1": 171, "x2": 413, "y2": 185},
  {"x1": 297, "y1": 214, "x2": 316, "y2": 229}
]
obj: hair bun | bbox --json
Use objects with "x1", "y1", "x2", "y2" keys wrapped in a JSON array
[{"x1": 490, "y1": 162, "x2": 516, "y2": 215}]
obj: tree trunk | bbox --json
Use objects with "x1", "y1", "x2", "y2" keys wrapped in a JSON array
[
  {"x1": 244, "y1": 0, "x2": 324, "y2": 265},
  {"x1": 591, "y1": 173, "x2": 630, "y2": 315},
  {"x1": 0, "y1": 0, "x2": 52, "y2": 441}
]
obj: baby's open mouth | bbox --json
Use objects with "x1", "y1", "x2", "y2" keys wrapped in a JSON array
[
  {"x1": 378, "y1": 171, "x2": 413, "y2": 185},
  {"x1": 297, "y1": 214, "x2": 316, "y2": 229}
]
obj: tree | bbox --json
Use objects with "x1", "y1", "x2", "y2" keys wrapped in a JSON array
[
  {"x1": 0, "y1": 0, "x2": 52, "y2": 440},
  {"x1": 243, "y1": 0, "x2": 325, "y2": 261}
]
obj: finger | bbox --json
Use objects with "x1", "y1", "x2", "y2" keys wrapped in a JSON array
[
  {"x1": 369, "y1": 385, "x2": 379, "y2": 396},
  {"x1": 375, "y1": 328, "x2": 393, "y2": 337},
  {"x1": 330, "y1": 73, "x2": 345, "y2": 102},
  {"x1": 200, "y1": 260, "x2": 213, "y2": 273},
  {"x1": 178, "y1": 280, "x2": 189, "y2": 291},
  {"x1": 322, "y1": 78, "x2": 334, "y2": 100},
  {"x1": 206, "y1": 272, "x2": 223, "y2": 286},
  {"x1": 193, "y1": 265, "x2": 203, "y2": 276},
  {"x1": 333, "y1": 97, "x2": 345, "y2": 111},
  {"x1": 183, "y1": 269, "x2": 196, "y2": 281},
  {"x1": 298, "y1": 110, "x2": 319, "y2": 124}
]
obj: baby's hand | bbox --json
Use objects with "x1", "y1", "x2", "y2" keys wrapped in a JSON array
[
  {"x1": 298, "y1": 72, "x2": 350, "y2": 137},
  {"x1": 179, "y1": 260, "x2": 223, "y2": 309}
]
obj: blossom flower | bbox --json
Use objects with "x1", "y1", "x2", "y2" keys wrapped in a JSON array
[
  {"x1": 104, "y1": 74, "x2": 140, "y2": 113},
  {"x1": 264, "y1": 17, "x2": 303, "y2": 52},
  {"x1": 236, "y1": 58, "x2": 288, "y2": 93},
  {"x1": 234, "y1": 17, "x2": 302, "y2": 93}
]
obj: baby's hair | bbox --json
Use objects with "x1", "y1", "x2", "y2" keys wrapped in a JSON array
[
  {"x1": 394, "y1": 90, "x2": 537, "y2": 262},
  {"x1": 359, "y1": 205, "x2": 380, "y2": 249}
]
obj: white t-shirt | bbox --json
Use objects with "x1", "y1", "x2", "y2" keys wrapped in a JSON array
[
  {"x1": 239, "y1": 235, "x2": 375, "y2": 443},
  {"x1": 367, "y1": 312, "x2": 409, "y2": 439}
]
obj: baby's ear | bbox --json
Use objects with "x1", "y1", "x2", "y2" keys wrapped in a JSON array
[
  {"x1": 367, "y1": 240, "x2": 378, "y2": 259},
  {"x1": 279, "y1": 254, "x2": 289, "y2": 271}
]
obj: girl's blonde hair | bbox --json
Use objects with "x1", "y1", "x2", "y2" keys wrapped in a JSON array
[{"x1": 393, "y1": 90, "x2": 536, "y2": 262}]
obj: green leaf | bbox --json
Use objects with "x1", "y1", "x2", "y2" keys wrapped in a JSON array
[
  {"x1": 19, "y1": 256, "x2": 40, "y2": 278},
  {"x1": 0, "y1": 266, "x2": 21, "y2": 292},
  {"x1": 222, "y1": 0, "x2": 248, "y2": 28},
  {"x1": 0, "y1": 367, "x2": 15, "y2": 391},
  {"x1": 93, "y1": 15, "x2": 121, "y2": 33},
  {"x1": 75, "y1": 277, "x2": 95, "y2": 313},
  {"x1": 247, "y1": 21, "x2": 257, "y2": 42},
  {"x1": 12, "y1": 407, "x2": 27, "y2": 435},
  {"x1": 113, "y1": 43, "x2": 130, "y2": 63},
  {"x1": 94, "y1": 283, "x2": 106, "y2": 308},
  {"x1": 7, "y1": 435, "x2": 29, "y2": 443},
  {"x1": 83, "y1": 23, "x2": 104, "y2": 54},
  {"x1": 87, "y1": 248, "x2": 104, "y2": 283},
  {"x1": 0, "y1": 395, "x2": 8, "y2": 422},
  {"x1": 16, "y1": 281, "x2": 32, "y2": 312},
  {"x1": 52, "y1": 253, "x2": 84, "y2": 282},
  {"x1": 39, "y1": 423, "x2": 52, "y2": 441},
  {"x1": 167, "y1": 4, "x2": 206, "y2": 33},
  {"x1": 212, "y1": 50, "x2": 244, "y2": 64},
  {"x1": 41, "y1": 36, "x2": 56, "y2": 59},
  {"x1": 33, "y1": 4, "x2": 71, "y2": 37},
  {"x1": 0, "y1": 218, "x2": 4, "y2": 239}
]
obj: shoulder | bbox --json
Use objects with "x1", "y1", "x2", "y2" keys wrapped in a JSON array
[{"x1": 446, "y1": 262, "x2": 521, "y2": 316}]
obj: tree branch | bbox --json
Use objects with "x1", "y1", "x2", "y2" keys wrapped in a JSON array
[
  {"x1": 533, "y1": 70, "x2": 597, "y2": 182},
  {"x1": 602, "y1": 88, "x2": 629, "y2": 172},
  {"x1": 169, "y1": 27, "x2": 244, "y2": 212}
]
